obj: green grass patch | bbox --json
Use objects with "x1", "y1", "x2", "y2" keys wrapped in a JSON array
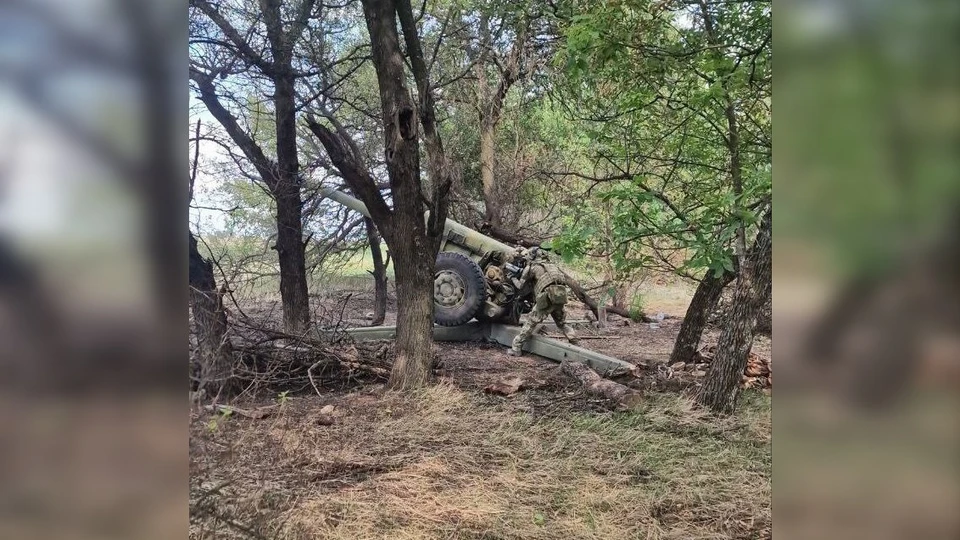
[{"x1": 191, "y1": 386, "x2": 771, "y2": 539}]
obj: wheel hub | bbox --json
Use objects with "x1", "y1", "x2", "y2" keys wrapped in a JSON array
[{"x1": 434, "y1": 270, "x2": 466, "y2": 308}]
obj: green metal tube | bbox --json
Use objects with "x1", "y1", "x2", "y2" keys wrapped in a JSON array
[
  {"x1": 319, "y1": 187, "x2": 372, "y2": 217},
  {"x1": 320, "y1": 187, "x2": 516, "y2": 256}
]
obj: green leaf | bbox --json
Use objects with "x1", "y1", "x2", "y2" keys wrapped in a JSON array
[{"x1": 721, "y1": 256, "x2": 735, "y2": 273}]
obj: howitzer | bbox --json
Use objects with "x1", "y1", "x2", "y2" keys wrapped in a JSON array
[{"x1": 320, "y1": 187, "x2": 533, "y2": 326}]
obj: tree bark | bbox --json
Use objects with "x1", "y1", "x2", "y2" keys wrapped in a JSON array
[
  {"x1": 274, "y1": 181, "x2": 310, "y2": 334},
  {"x1": 365, "y1": 217, "x2": 388, "y2": 326},
  {"x1": 479, "y1": 121, "x2": 500, "y2": 226},
  {"x1": 189, "y1": 233, "x2": 234, "y2": 397},
  {"x1": 272, "y1": 55, "x2": 311, "y2": 334},
  {"x1": 754, "y1": 271, "x2": 772, "y2": 335},
  {"x1": 387, "y1": 249, "x2": 435, "y2": 390},
  {"x1": 696, "y1": 207, "x2": 772, "y2": 414},
  {"x1": 671, "y1": 269, "x2": 736, "y2": 364}
]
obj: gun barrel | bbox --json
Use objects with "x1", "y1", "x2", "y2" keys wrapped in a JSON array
[
  {"x1": 320, "y1": 186, "x2": 372, "y2": 217},
  {"x1": 442, "y1": 219, "x2": 515, "y2": 256},
  {"x1": 320, "y1": 187, "x2": 516, "y2": 257}
]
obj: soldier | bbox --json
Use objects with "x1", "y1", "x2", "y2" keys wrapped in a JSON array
[{"x1": 507, "y1": 248, "x2": 578, "y2": 356}]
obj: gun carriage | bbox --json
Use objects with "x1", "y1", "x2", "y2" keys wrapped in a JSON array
[{"x1": 320, "y1": 188, "x2": 533, "y2": 326}]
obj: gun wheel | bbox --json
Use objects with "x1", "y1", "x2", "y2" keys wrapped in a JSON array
[
  {"x1": 435, "y1": 271, "x2": 466, "y2": 308},
  {"x1": 434, "y1": 252, "x2": 485, "y2": 326}
]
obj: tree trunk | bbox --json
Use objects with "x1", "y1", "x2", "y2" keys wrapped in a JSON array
[
  {"x1": 362, "y1": 0, "x2": 442, "y2": 390},
  {"x1": 273, "y1": 64, "x2": 311, "y2": 334},
  {"x1": 365, "y1": 217, "x2": 388, "y2": 326},
  {"x1": 309, "y1": 0, "x2": 453, "y2": 391},
  {"x1": 189, "y1": 233, "x2": 234, "y2": 397},
  {"x1": 696, "y1": 208, "x2": 772, "y2": 414},
  {"x1": 480, "y1": 120, "x2": 499, "y2": 226},
  {"x1": 474, "y1": 15, "x2": 522, "y2": 231},
  {"x1": 671, "y1": 269, "x2": 736, "y2": 364},
  {"x1": 479, "y1": 223, "x2": 542, "y2": 248},
  {"x1": 274, "y1": 183, "x2": 310, "y2": 334},
  {"x1": 387, "y1": 250, "x2": 435, "y2": 390},
  {"x1": 754, "y1": 271, "x2": 772, "y2": 335}
]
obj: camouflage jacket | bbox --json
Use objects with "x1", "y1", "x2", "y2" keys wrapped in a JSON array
[{"x1": 518, "y1": 260, "x2": 568, "y2": 297}]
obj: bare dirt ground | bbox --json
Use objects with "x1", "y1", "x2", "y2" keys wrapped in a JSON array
[
  {"x1": 191, "y1": 281, "x2": 772, "y2": 539},
  {"x1": 312, "y1": 284, "x2": 771, "y2": 397}
]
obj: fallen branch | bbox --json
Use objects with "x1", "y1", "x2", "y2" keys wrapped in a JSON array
[
  {"x1": 560, "y1": 271, "x2": 654, "y2": 323},
  {"x1": 204, "y1": 404, "x2": 276, "y2": 419},
  {"x1": 561, "y1": 360, "x2": 643, "y2": 410}
]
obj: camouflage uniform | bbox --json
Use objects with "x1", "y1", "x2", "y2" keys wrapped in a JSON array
[{"x1": 509, "y1": 258, "x2": 578, "y2": 355}]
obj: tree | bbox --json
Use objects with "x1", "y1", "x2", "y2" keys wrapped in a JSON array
[
  {"x1": 189, "y1": 233, "x2": 235, "y2": 397},
  {"x1": 453, "y1": 2, "x2": 545, "y2": 231},
  {"x1": 189, "y1": 0, "x2": 316, "y2": 333},
  {"x1": 696, "y1": 207, "x2": 771, "y2": 414},
  {"x1": 553, "y1": 0, "x2": 770, "y2": 370},
  {"x1": 308, "y1": 0, "x2": 454, "y2": 390},
  {"x1": 364, "y1": 217, "x2": 389, "y2": 325},
  {"x1": 672, "y1": 0, "x2": 771, "y2": 367},
  {"x1": 670, "y1": 268, "x2": 736, "y2": 364},
  {"x1": 671, "y1": 199, "x2": 773, "y2": 367},
  {"x1": 421, "y1": 1, "x2": 561, "y2": 239},
  {"x1": 189, "y1": 120, "x2": 235, "y2": 397}
]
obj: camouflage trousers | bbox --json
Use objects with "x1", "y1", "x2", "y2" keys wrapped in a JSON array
[{"x1": 511, "y1": 290, "x2": 577, "y2": 353}]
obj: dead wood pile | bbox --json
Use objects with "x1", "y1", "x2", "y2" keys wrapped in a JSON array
[
  {"x1": 669, "y1": 345, "x2": 771, "y2": 391},
  {"x1": 189, "y1": 317, "x2": 395, "y2": 396}
]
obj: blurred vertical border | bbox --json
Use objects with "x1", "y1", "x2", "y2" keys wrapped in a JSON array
[
  {"x1": 0, "y1": 0, "x2": 187, "y2": 538},
  {"x1": 775, "y1": 0, "x2": 959, "y2": 538}
]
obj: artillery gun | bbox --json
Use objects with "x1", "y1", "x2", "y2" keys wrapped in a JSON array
[
  {"x1": 320, "y1": 188, "x2": 534, "y2": 326},
  {"x1": 320, "y1": 188, "x2": 639, "y2": 378}
]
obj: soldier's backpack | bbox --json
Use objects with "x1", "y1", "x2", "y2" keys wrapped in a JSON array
[{"x1": 545, "y1": 284, "x2": 568, "y2": 305}]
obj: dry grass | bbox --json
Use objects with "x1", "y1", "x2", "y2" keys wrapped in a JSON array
[{"x1": 190, "y1": 384, "x2": 770, "y2": 539}]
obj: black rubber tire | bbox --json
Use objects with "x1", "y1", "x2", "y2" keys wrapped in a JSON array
[{"x1": 434, "y1": 252, "x2": 486, "y2": 326}]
